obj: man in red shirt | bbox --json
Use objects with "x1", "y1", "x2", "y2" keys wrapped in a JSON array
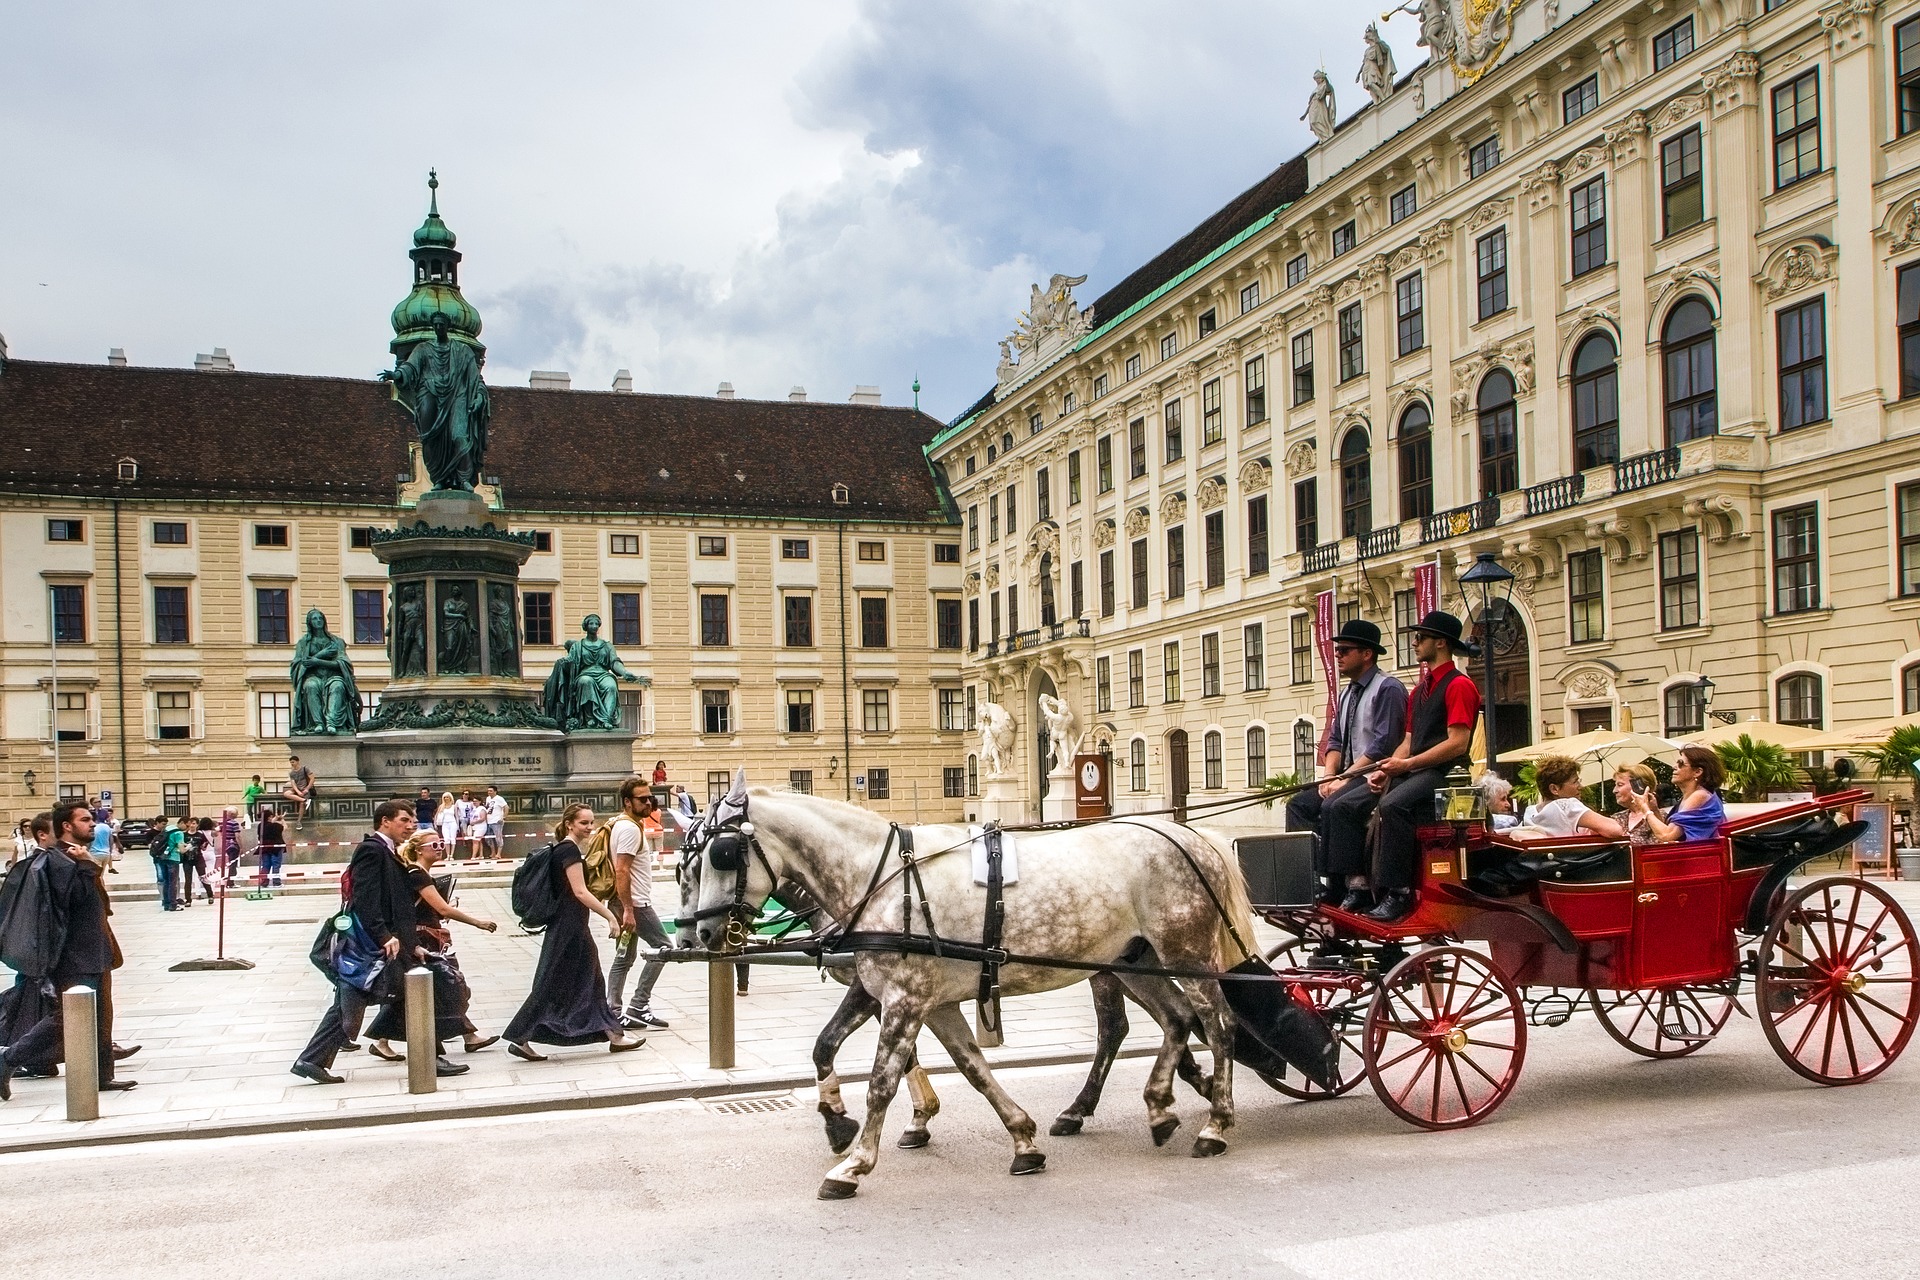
[{"x1": 1357, "y1": 611, "x2": 1482, "y2": 923}]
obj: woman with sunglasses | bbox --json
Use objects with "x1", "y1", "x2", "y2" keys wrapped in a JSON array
[
  {"x1": 364, "y1": 830, "x2": 501, "y2": 1063},
  {"x1": 1627, "y1": 744, "x2": 1727, "y2": 844}
]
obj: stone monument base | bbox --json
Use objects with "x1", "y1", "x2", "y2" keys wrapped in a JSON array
[
  {"x1": 976, "y1": 776, "x2": 1024, "y2": 826},
  {"x1": 1041, "y1": 766, "x2": 1077, "y2": 823}
]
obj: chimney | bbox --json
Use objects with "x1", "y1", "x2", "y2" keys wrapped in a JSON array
[
  {"x1": 849, "y1": 385, "x2": 881, "y2": 405},
  {"x1": 611, "y1": 369, "x2": 634, "y2": 393},
  {"x1": 529, "y1": 370, "x2": 571, "y2": 391},
  {"x1": 108, "y1": 348, "x2": 128, "y2": 367},
  {"x1": 715, "y1": 382, "x2": 736, "y2": 399},
  {"x1": 788, "y1": 386, "x2": 808, "y2": 402},
  {"x1": 194, "y1": 347, "x2": 235, "y2": 372}
]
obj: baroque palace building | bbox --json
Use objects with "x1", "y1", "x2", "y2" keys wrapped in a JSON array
[
  {"x1": 934, "y1": 0, "x2": 1920, "y2": 823},
  {"x1": 0, "y1": 191, "x2": 968, "y2": 826}
]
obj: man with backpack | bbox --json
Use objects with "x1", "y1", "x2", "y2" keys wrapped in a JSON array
[{"x1": 603, "y1": 777, "x2": 670, "y2": 1031}]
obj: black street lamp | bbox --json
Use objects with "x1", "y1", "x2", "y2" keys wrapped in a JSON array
[
  {"x1": 1459, "y1": 552, "x2": 1516, "y2": 769},
  {"x1": 1695, "y1": 674, "x2": 1735, "y2": 726}
]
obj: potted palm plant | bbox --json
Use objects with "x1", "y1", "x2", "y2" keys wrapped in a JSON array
[{"x1": 1713, "y1": 734, "x2": 1802, "y2": 803}]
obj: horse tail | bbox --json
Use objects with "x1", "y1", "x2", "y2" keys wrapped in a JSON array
[{"x1": 1190, "y1": 824, "x2": 1257, "y2": 969}]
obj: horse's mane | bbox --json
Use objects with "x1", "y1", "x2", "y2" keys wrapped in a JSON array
[{"x1": 746, "y1": 786, "x2": 892, "y2": 827}]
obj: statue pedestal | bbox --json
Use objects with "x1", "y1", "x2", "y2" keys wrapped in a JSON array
[
  {"x1": 977, "y1": 777, "x2": 1024, "y2": 826},
  {"x1": 1042, "y1": 766, "x2": 1077, "y2": 824},
  {"x1": 285, "y1": 736, "x2": 367, "y2": 803}
]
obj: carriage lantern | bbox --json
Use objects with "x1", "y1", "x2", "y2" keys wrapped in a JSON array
[{"x1": 1435, "y1": 764, "x2": 1487, "y2": 824}]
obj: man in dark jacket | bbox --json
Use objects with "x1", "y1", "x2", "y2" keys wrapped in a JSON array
[
  {"x1": 0, "y1": 800, "x2": 132, "y2": 1100},
  {"x1": 290, "y1": 798, "x2": 421, "y2": 1084}
]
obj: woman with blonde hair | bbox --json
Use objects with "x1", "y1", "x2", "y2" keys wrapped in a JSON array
[
  {"x1": 433, "y1": 790, "x2": 460, "y2": 855},
  {"x1": 1611, "y1": 764, "x2": 1665, "y2": 845},
  {"x1": 503, "y1": 804, "x2": 645, "y2": 1061},
  {"x1": 365, "y1": 830, "x2": 501, "y2": 1063}
]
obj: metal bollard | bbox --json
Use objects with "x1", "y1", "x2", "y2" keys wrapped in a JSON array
[
  {"x1": 708, "y1": 961, "x2": 736, "y2": 1070},
  {"x1": 62, "y1": 985, "x2": 99, "y2": 1121},
  {"x1": 404, "y1": 967, "x2": 437, "y2": 1095}
]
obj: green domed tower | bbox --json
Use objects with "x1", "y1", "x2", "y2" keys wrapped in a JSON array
[{"x1": 389, "y1": 170, "x2": 485, "y2": 362}]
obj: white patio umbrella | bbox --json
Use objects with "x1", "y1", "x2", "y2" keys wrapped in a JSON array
[{"x1": 1687, "y1": 718, "x2": 1829, "y2": 750}]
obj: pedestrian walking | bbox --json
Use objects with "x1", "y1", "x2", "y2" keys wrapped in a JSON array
[
  {"x1": 188, "y1": 818, "x2": 216, "y2": 904},
  {"x1": 0, "y1": 800, "x2": 136, "y2": 1101},
  {"x1": 605, "y1": 778, "x2": 671, "y2": 1031},
  {"x1": 144, "y1": 816, "x2": 177, "y2": 911},
  {"x1": 165, "y1": 817, "x2": 193, "y2": 909},
  {"x1": 88, "y1": 814, "x2": 118, "y2": 875},
  {"x1": 290, "y1": 799, "x2": 430, "y2": 1085},
  {"x1": 255, "y1": 809, "x2": 287, "y2": 887},
  {"x1": 459, "y1": 790, "x2": 486, "y2": 861},
  {"x1": 365, "y1": 830, "x2": 500, "y2": 1063},
  {"x1": 483, "y1": 785, "x2": 507, "y2": 860},
  {"x1": 414, "y1": 787, "x2": 436, "y2": 828},
  {"x1": 218, "y1": 807, "x2": 242, "y2": 882},
  {"x1": 433, "y1": 791, "x2": 460, "y2": 855},
  {"x1": 503, "y1": 804, "x2": 645, "y2": 1061},
  {"x1": 10, "y1": 818, "x2": 35, "y2": 868}
]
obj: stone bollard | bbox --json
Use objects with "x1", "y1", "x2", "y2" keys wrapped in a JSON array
[
  {"x1": 708, "y1": 960, "x2": 736, "y2": 1070},
  {"x1": 404, "y1": 967, "x2": 437, "y2": 1096},
  {"x1": 62, "y1": 986, "x2": 99, "y2": 1121}
]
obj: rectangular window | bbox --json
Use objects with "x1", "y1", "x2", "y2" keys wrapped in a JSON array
[
  {"x1": 1093, "y1": 373, "x2": 1109, "y2": 398},
  {"x1": 45, "y1": 517, "x2": 83, "y2": 542},
  {"x1": 939, "y1": 687, "x2": 967, "y2": 731},
  {"x1": 51, "y1": 583, "x2": 86, "y2": 645},
  {"x1": 1068, "y1": 451, "x2": 1082, "y2": 504},
  {"x1": 967, "y1": 505, "x2": 979, "y2": 551},
  {"x1": 1240, "y1": 281, "x2": 1261, "y2": 314},
  {"x1": 1160, "y1": 332, "x2": 1178, "y2": 361},
  {"x1": 1125, "y1": 353, "x2": 1142, "y2": 381},
  {"x1": 1007, "y1": 584, "x2": 1019, "y2": 634},
  {"x1": 861, "y1": 687, "x2": 891, "y2": 733},
  {"x1": 990, "y1": 591, "x2": 1001, "y2": 639},
  {"x1": 523, "y1": 591, "x2": 554, "y2": 646},
  {"x1": 1163, "y1": 641, "x2": 1181, "y2": 703},
  {"x1": 1563, "y1": 74, "x2": 1599, "y2": 124},
  {"x1": 1665, "y1": 684, "x2": 1706, "y2": 737},
  {"x1": 1197, "y1": 308, "x2": 1217, "y2": 337},
  {"x1": 351, "y1": 588, "x2": 384, "y2": 645},
  {"x1": 698, "y1": 535, "x2": 727, "y2": 557},
  {"x1": 152, "y1": 521, "x2": 187, "y2": 545},
  {"x1": 1029, "y1": 411, "x2": 1044, "y2": 436},
  {"x1": 1337, "y1": 303, "x2": 1364, "y2": 381},
  {"x1": 50, "y1": 692, "x2": 85, "y2": 743},
  {"x1": 1128, "y1": 418, "x2": 1147, "y2": 478},
  {"x1": 1005, "y1": 484, "x2": 1017, "y2": 534},
  {"x1": 1201, "y1": 379, "x2": 1222, "y2": 446},
  {"x1": 1290, "y1": 615, "x2": 1313, "y2": 684},
  {"x1": 162, "y1": 782, "x2": 191, "y2": 819},
  {"x1": 257, "y1": 690, "x2": 289, "y2": 740},
  {"x1": 1899, "y1": 483, "x2": 1920, "y2": 597},
  {"x1": 1653, "y1": 17, "x2": 1694, "y2": 72},
  {"x1": 857, "y1": 540, "x2": 886, "y2": 562},
  {"x1": 791, "y1": 770, "x2": 815, "y2": 796},
  {"x1": 782, "y1": 538, "x2": 811, "y2": 560},
  {"x1": 153, "y1": 585, "x2": 189, "y2": 645},
  {"x1": 1247, "y1": 495, "x2": 1269, "y2": 577},
  {"x1": 1164, "y1": 400, "x2": 1183, "y2": 464},
  {"x1": 1772, "y1": 504, "x2": 1821, "y2": 614},
  {"x1": 1099, "y1": 549, "x2": 1116, "y2": 617},
  {"x1": 1570, "y1": 176, "x2": 1607, "y2": 276},
  {"x1": 1070, "y1": 560, "x2": 1084, "y2": 618},
  {"x1": 1901, "y1": 16, "x2": 1920, "y2": 137},
  {"x1": 783, "y1": 594, "x2": 813, "y2": 647},
  {"x1": 700, "y1": 593, "x2": 730, "y2": 646},
  {"x1": 1395, "y1": 272, "x2": 1424, "y2": 356},
  {"x1": 1389, "y1": 184, "x2": 1417, "y2": 224},
  {"x1": 1777, "y1": 297, "x2": 1828, "y2": 430},
  {"x1": 1661, "y1": 128, "x2": 1704, "y2": 236},
  {"x1": 1568, "y1": 549, "x2": 1605, "y2": 644},
  {"x1": 1166, "y1": 526, "x2": 1186, "y2": 600},
  {"x1": 1286, "y1": 253, "x2": 1308, "y2": 289},
  {"x1": 968, "y1": 597, "x2": 979, "y2": 649},
  {"x1": 860, "y1": 596, "x2": 888, "y2": 648},
  {"x1": 934, "y1": 542, "x2": 960, "y2": 563},
  {"x1": 1246, "y1": 726, "x2": 1268, "y2": 789},
  {"x1": 1097, "y1": 435, "x2": 1114, "y2": 492},
  {"x1": 1096, "y1": 656, "x2": 1113, "y2": 713},
  {"x1": 1128, "y1": 649, "x2": 1146, "y2": 707},
  {"x1": 702, "y1": 689, "x2": 731, "y2": 735},
  {"x1": 936, "y1": 598, "x2": 962, "y2": 649},
  {"x1": 1332, "y1": 221, "x2": 1357, "y2": 256},
  {"x1": 255, "y1": 587, "x2": 289, "y2": 645},
  {"x1": 1469, "y1": 134, "x2": 1501, "y2": 178},
  {"x1": 1291, "y1": 331, "x2": 1315, "y2": 405},
  {"x1": 1294, "y1": 478, "x2": 1318, "y2": 552},
  {"x1": 1201, "y1": 633, "x2": 1221, "y2": 698},
  {"x1": 610, "y1": 533, "x2": 640, "y2": 555},
  {"x1": 253, "y1": 523, "x2": 288, "y2": 548},
  {"x1": 1476, "y1": 228, "x2": 1508, "y2": 320},
  {"x1": 1036, "y1": 468, "x2": 1051, "y2": 521},
  {"x1": 1902, "y1": 264, "x2": 1920, "y2": 400},
  {"x1": 1204, "y1": 511, "x2": 1225, "y2": 589},
  {"x1": 1131, "y1": 539, "x2": 1148, "y2": 609},
  {"x1": 349, "y1": 526, "x2": 374, "y2": 549},
  {"x1": 527, "y1": 532, "x2": 554, "y2": 554},
  {"x1": 1773, "y1": 72, "x2": 1821, "y2": 189},
  {"x1": 1659, "y1": 529, "x2": 1702, "y2": 629},
  {"x1": 157, "y1": 690, "x2": 193, "y2": 741},
  {"x1": 610, "y1": 591, "x2": 642, "y2": 646},
  {"x1": 1244, "y1": 355, "x2": 1267, "y2": 425},
  {"x1": 942, "y1": 767, "x2": 965, "y2": 799},
  {"x1": 1243, "y1": 622, "x2": 1266, "y2": 691},
  {"x1": 708, "y1": 771, "x2": 732, "y2": 805},
  {"x1": 1130, "y1": 740, "x2": 1148, "y2": 792},
  {"x1": 1394, "y1": 589, "x2": 1418, "y2": 668},
  {"x1": 989, "y1": 494, "x2": 1000, "y2": 542},
  {"x1": 867, "y1": 768, "x2": 891, "y2": 800}
]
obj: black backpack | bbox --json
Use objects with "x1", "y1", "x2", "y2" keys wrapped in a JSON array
[{"x1": 510, "y1": 843, "x2": 562, "y2": 931}]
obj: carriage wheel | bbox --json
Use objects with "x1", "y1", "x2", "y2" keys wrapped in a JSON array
[
  {"x1": 1588, "y1": 985, "x2": 1737, "y2": 1060},
  {"x1": 1363, "y1": 946, "x2": 1526, "y2": 1131},
  {"x1": 1756, "y1": 877, "x2": 1920, "y2": 1086},
  {"x1": 1260, "y1": 940, "x2": 1369, "y2": 1099}
]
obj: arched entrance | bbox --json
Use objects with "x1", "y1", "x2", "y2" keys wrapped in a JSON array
[
  {"x1": 1032, "y1": 670, "x2": 1059, "y2": 813},
  {"x1": 1167, "y1": 728, "x2": 1190, "y2": 820},
  {"x1": 1473, "y1": 600, "x2": 1533, "y2": 758}
]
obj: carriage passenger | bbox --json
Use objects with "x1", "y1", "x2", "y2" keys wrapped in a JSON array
[
  {"x1": 1517, "y1": 757, "x2": 1627, "y2": 841},
  {"x1": 1610, "y1": 765, "x2": 1665, "y2": 845},
  {"x1": 1628, "y1": 745, "x2": 1726, "y2": 844}
]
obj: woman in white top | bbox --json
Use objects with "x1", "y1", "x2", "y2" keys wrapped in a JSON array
[
  {"x1": 1527, "y1": 756, "x2": 1627, "y2": 840},
  {"x1": 434, "y1": 790, "x2": 461, "y2": 851}
]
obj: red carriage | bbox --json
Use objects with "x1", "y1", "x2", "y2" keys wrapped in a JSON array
[{"x1": 1250, "y1": 787, "x2": 1920, "y2": 1130}]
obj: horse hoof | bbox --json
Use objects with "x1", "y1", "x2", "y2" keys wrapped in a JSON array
[
  {"x1": 897, "y1": 1128, "x2": 931, "y2": 1150},
  {"x1": 817, "y1": 1178, "x2": 859, "y2": 1201},
  {"x1": 823, "y1": 1113, "x2": 859, "y2": 1154},
  {"x1": 1009, "y1": 1151, "x2": 1047, "y2": 1176},
  {"x1": 1191, "y1": 1136, "x2": 1228, "y2": 1159},
  {"x1": 1150, "y1": 1116, "x2": 1180, "y2": 1147},
  {"x1": 1049, "y1": 1115, "x2": 1085, "y2": 1137}
]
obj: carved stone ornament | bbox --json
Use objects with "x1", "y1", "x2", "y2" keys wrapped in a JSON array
[
  {"x1": 1196, "y1": 476, "x2": 1227, "y2": 511},
  {"x1": 1605, "y1": 110, "x2": 1650, "y2": 165},
  {"x1": 1886, "y1": 196, "x2": 1920, "y2": 252},
  {"x1": 985, "y1": 562, "x2": 1001, "y2": 589},
  {"x1": 1026, "y1": 520, "x2": 1060, "y2": 563},
  {"x1": 1418, "y1": 218, "x2": 1454, "y2": 263},
  {"x1": 998, "y1": 273, "x2": 1093, "y2": 389},
  {"x1": 1239, "y1": 457, "x2": 1272, "y2": 493},
  {"x1": 1520, "y1": 160, "x2": 1561, "y2": 211},
  {"x1": 1093, "y1": 517, "x2": 1117, "y2": 550},
  {"x1": 1285, "y1": 439, "x2": 1317, "y2": 479},
  {"x1": 1823, "y1": 0, "x2": 1882, "y2": 55},
  {"x1": 1564, "y1": 143, "x2": 1609, "y2": 179},
  {"x1": 1422, "y1": 0, "x2": 1523, "y2": 85},
  {"x1": 1124, "y1": 506, "x2": 1152, "y2": 538},
  {"x1": 964, "y1": 571, "x2": 982, "y2": 599},
  {"x1": 1466, "y1": 197, "x2": 1513, "y2": 232},
  {"x1": 1159, "y1": 492, "x2": 1188, "y2": 524},
  {"x1": 1566, "y1": 669, "x2": 1614, "y2": 701},
  {"x1": 1703, "y1": 51, "x2": 1761, "y2": 114},
  {"x1": 1649, "y1": 94, "x2": 1706, "y2": 135},
  {"x1": 1449, "y1": 337, "x2": 1535, "y2": 415},
  {"x1": 1760, "y1": 238, "x2": 1836, "y2": 300},
  {"x1": 361, "y1": 696, "x2": 557, "y2": 734}
]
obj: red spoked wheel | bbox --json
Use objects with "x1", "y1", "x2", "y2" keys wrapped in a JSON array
[
  {"x1": 1362, "y1": 946, "x2": 1526, "y2": 1130},
  {"x1": 1260, "y1": 939, "x2": 1369, "y2": 1099},
  {"x1": 1756, "y1": 877, "x2": 1920, "y2": 1085},
  {"x1": 1588, "y1": 985, "x2": 1737, "y2": 1059}
]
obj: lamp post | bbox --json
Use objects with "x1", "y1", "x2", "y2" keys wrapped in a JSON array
[
  {"x1": 1458, "y1": 552, "x2": 1516, "y2": 771},
  {"x1": 1695, "y1": 674, "x2": 1735, "y2": 726}
]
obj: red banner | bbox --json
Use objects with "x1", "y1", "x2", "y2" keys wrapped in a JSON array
[
  {"x1": 1414, "y1": 560, "x2": 1439, "y2": 618},
  {"x1": 1314, "y1": 590, "x2": 1338, "y2": 760}
]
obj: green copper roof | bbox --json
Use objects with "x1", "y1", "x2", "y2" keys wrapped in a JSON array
[
  {"x1": 413, "y1": 169, "x2": 457, "y2": 248},
  {"x1": 390, "y1": 171, "x2": 483, "y2": 356}
]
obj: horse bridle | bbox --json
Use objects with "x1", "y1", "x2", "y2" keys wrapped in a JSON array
[{"x1": 673, "y1": 798, "x2": 780, "y2": 951}]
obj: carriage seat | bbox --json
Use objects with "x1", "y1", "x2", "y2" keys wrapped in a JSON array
[{"x1": 1469, "y1": 830, "x2": 1631, "y2": 897}]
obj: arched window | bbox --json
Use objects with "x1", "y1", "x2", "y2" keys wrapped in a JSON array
[
  {"x1": 1664, "y1": 683, "x2": 1705, "y2": 736},
  {"x1": 1776, "y1": 672, "x2": 1824, "y2": 728},
  {"x1": 1397, "y1": 402, "x2": 1433, "y2": 520},
  {"x1": 1570, "y1": 333, "x2": 1620, "y2": 469},
  {"x1": 1478, "y1": 370, "x2": 1518, "y2": 499},
  {"x1": 1129, "y1": 738, "x2": 1148, "y2": 792},
  {"x1": 1663, "y1": 297, "x2": 1718, "y2": 444},
  {"x1": 1291, "y1": 720, "x2": 1316, "y2": 780},
  {"x1": 1245, "y1": 725, "x2": 1268, "y2": 788},
  {"x1": 1202, "y1": 731, "x2": 1224, "y2": 789},
  {"x1": 1001, "y1": 431, "x2": 1015, "y2": 453},
  {"x1": 1905, "y1": 663, "x2": 1920, "y2": 715},
  {"x1": 1339, "y1": 428, "x2": 1372, "y2": 538}
]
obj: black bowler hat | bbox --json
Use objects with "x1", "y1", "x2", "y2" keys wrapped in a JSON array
[
  {"x1": 1409, "y1": 610, "x2": 1480, "y2": 657},
  {"x1": 1330, "y1": 619, "x2": 1388, "y2": 655}
]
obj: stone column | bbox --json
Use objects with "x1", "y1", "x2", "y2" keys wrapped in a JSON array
[
  {"x1": 1705, "y1": 51, "x2": 1765, "y2": 437},
  {"x1": 1821, "y1": 1, "x2": 1888, "y2": 443}
]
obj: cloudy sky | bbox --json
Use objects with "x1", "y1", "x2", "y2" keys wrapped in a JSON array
[{"x1": 3, "y1": 2, "x2": 1411, "y2": 421}]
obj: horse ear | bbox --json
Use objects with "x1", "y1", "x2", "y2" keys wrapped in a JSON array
[{"x1": 728, "y1": 766, "x2": 748, "y2": 802}]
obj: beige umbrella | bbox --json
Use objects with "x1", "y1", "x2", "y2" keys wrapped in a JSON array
[
  {"x1": 1618, "y1": 703, "x2": 1636, "y2": 732},
  {"x1": 1789, "y1": 714, "x2": 1920, "y2": 753},
  {"x1": 1687, "y1": 718, "x2": 1829, "y2": 750},
  {"x1": 1502, "y1": 730, "x2": 1682, "y2": 785}
]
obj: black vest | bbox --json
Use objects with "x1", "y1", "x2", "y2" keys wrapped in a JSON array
[{"x1": 1410, "y1": 666, "x2": 1466, "y2": 761}]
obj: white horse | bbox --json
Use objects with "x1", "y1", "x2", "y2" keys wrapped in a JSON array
[{"x1": 687, "y1": 785, "x2": 1255, "y2": 1199}]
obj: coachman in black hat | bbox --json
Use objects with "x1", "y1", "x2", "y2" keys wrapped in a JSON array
[{"x1": 1284, "y1": 619, "x2": 1406, "y2": 907}]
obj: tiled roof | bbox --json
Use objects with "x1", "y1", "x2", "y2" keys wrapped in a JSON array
[{"x1": 0, "y1": 360, "x2": 952, "y2": 523}]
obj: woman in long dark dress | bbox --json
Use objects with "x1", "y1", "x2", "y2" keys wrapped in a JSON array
[
  {"x1": 367, "y1": 831, "x2": 501, "y2": 1062},
  {"x1": 505, "y1": 805, "x2": 646, "y2": 1061}
]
